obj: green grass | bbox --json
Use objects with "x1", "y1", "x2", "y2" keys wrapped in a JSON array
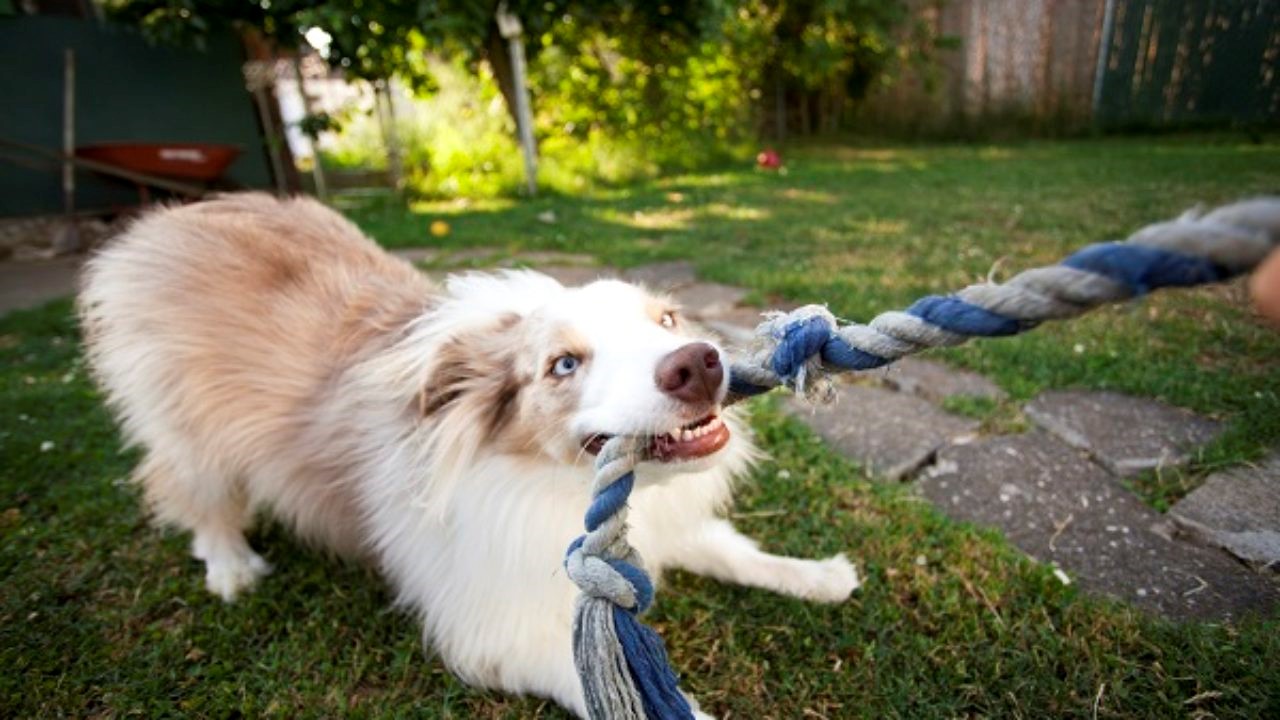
[{"x1": 4, "y1": 135, "x2": 1280, "y2": 717}]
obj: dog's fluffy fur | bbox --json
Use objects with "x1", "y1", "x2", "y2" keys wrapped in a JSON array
[{"x1": 78, "y1": 193, "x2": 859, "y2": 717}]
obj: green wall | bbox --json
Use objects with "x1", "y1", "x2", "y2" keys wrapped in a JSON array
[
  {"x1": 0, "y1": 15, "x2": 273, "y2": 217},
  {"x1": 1096, "y1": 0, "x2": 1280, "y2": 129}
]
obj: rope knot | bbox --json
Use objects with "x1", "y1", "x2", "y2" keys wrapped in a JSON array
[
  {"x1": 565, "y1": 538, "x2": 654, "y2": 612},
  {"x1": 751, "y1": 304, "x2": 839, "y2": 403}
]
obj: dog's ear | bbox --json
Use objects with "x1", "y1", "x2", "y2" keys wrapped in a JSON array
[{"x1": 417, "y1": 312, "x2": 525, "y2": 434}]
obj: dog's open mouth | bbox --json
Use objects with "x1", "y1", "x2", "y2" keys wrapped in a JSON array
[{"x1": 582, "y1": 413, "x2": 730, "y2": 462}]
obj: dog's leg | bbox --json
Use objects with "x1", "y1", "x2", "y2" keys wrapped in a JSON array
[
  {"x1": 191, "y1": 513, "x2": 271, "y2": 602},
  {"x1": 672, "y1": 519, "x2": 859, "y2": 603},
  {"x1": 442, "y1": 624, "x2": 589, "y2": 718},
  {"x1": 138, "y1": 454, "x2": 270, "y2": 601}
]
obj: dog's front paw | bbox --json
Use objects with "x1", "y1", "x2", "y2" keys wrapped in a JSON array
[
  {"x1": 803, "y1": 553, "x2": 861, "y2": 604},
  {"x1": 204, "y1": 551, "x2": 271, "y2": 602}
]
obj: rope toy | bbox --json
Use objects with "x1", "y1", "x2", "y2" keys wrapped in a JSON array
[{"x1": 564, "y1": 197, "x2": 1280, "y2": 720}]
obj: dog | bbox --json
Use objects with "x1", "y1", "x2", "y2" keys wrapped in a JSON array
[{"x1": 78, "y1": 193, "x2": 859, "y2": 717}]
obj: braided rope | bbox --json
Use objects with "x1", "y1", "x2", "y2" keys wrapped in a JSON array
[
  {"x1": 566, "y1": 197, "x2": 1280, "y2": 720},
  {"x1": 566, "y1": 438, "x2": 693, "y2": 719},
  {"x1": 727, "y1": 197, "x2": 1280, "y2": 402}
]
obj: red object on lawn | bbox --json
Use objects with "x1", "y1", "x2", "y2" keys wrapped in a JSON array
[
  {"x1": 756, "y1": 148, "x2": 782, "y2": 170},
  {"x1": 77, "y1": 142, "x2": 241, "y2": 182}
]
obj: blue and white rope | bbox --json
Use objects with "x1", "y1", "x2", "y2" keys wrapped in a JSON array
[
  {"x1": 566, "y1": 197, "x2": 1280, "y2": 720},
  {"x1": 729, "y1": 197, "x2": 1280, "y2": 401}
]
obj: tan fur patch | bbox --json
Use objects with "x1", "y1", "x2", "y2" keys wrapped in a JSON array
[
  {"x1": 79, "y1": 193, "x2": 437, "y2": 557},
  {"x1": 419, "y1": 313, "x2": 531, "y2": 437}
]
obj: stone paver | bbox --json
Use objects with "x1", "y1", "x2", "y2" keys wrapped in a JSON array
[
  {"x1": 390, "y1": 247, "x2": 443, "y2": 264},
  {"x1": 1025, "y1": 390, "x2": 1223, "y2": 477},
  {"x1": 0, "y1": 256, "x2": 83, "y2": 314},
  {"x1": 879, "y1": 357, "x2": 1007, "y2": 403},
  {"x1": 622, "y1": 261, "x2": 698, "y2": 291},
  {"x1": 671, "y1": 282, "x2": 748, "y2": 317},
  {"x1": 532, "y1": 265, "x2": 619, "y2": 287},
  {"x1": 787, "y1": 384, "x2": 978, "y2": 481},
  {"x1": 696, "y1": 306, "x2": 767, "y2": 347},
  {"x1": 1170, "y1": 451, "x2": 1280, "y2": 570},
  {"x1": 432, "y1": 246, "x2": 499, "y2": 264},
  {"x1": 917, "y1": 432, "x2": 1279, "y2": 621},
  {"x1": 504, "y1": 251, "x2": 597, "y2": 267}
]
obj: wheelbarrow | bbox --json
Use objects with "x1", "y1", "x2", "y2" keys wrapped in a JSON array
[
  {"x1": 77, "y1": 142, "x2": 242, "y2": 204},
  {"x1": 0, "y1": 138, "x2": 241, "y2": 205}
]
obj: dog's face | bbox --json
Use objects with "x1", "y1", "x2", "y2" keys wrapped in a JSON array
[{"x1": 421, "y1": 275, "x2": 737, "y2": 477}]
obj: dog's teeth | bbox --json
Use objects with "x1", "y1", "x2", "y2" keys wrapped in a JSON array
[
  {"x1": 708, "y1": 416, "x2": 722, "y2": 429},
  {"x1": 680, "y1": 429, "x2": 694, "y2": 441}
]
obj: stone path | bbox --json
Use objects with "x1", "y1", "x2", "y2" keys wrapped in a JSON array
[
  {"x1": 918, "y1": 433, "x2": 1276, "y2": 621},
  {"x1": 881, "y1": 356, "x2": 1007, "y2": 403},
  {"x1": 0, "y1": 256, "x2": 84, "y2": 314},
  {"x1": 3, "y1": 250, "x2": 1277, "y2": 620},
  {"x1": 789, "y1": 386, "x2": 978, "y2": 481},
  {"x1": 1170, "y1": 452, "x2": 1280, "y2": 571},
  {"x1": 1025, "y1": 390, "x2": 1224, "y2": 477}
]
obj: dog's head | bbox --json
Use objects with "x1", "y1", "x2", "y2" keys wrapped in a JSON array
[{"x1": 412, "y1": 271, "x2": 748, "y2": 488}]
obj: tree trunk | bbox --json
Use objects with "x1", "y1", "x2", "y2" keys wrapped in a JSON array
[
  {"x1": 773, "y1": 64, "x2": 787, "y2": 142},
  {"x1": 375, "y1": 80, "x2": 404, "y2": 193},
  {"x1": 485, "y1": 19, "x2": 520, "y2": 127}
]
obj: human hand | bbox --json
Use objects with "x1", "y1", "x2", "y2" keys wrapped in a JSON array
[{"x1": 1251, "y1": 249, "x2": 1280, "y2": 326}]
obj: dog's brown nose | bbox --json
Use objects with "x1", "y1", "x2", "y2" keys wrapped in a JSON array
[{"x1": 655, "y1": 342, "x2": 723, "y2": 404}]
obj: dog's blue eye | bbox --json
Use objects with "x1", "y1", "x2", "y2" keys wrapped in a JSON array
[{"x1": 552, "y1": 355, "x2": 580, "y2": 377}]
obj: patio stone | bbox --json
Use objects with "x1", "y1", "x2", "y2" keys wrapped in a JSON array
[
  {"x1": 390, "y1": 247, "x2": 443, "y2": 264},
  {"x1": 878, "y1": 356, "x2": 1007, "y2": 403},
  {"x1": 1170, "y1": 451, "x2": 1280, "y2": 570},
  {"x1": 671, "y1": 282, "x2": 749, "y2": 317},
  {"x1": 504, "y1": 251, "x2": 598, "y2": 267},
  {"x1": 0, "y1": 256, "x2": 83, "y2": 314},
  {"x1": 787, "y1": 384, "x2": 978, "y2": 481},
  {"x1": 696, "y1": 305, "x2": 767, "y2": 347},
  {"x1": 1024, "y1": 390, "x2": 1223, "y2": 477},
  {"x1": 622, "y1": 261, "x2": 699, "y2": 291},
  {"x1": 434, "y1": 246, "x2": 501, "y2": 265},
  {"x1": 534, "y1": 265, "x2": 619, "y2": 287},
  {"x1": 916, "y1": 432, "x2": 1279, "y2": 621}
]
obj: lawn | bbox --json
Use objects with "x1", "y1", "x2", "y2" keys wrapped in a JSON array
[{"x1": 4, "y1": 135, "x2": 1279, "y2": 717}]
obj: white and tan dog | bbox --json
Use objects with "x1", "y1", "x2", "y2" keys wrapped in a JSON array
[{"x1": 78, "y1": 193, "x2": 858, "y2": 717}]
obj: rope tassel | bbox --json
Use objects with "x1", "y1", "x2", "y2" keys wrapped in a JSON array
[{"x1": 566, "y1": 440, "x2": 694, "y2": 720}]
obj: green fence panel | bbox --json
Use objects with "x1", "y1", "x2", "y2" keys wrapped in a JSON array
[
  {"x1": 1097, "y1": 0, "x2": 1280, "y2": 128},
  {"x1": 0, "y1": 15, "x2": 272, "y2": 217}
]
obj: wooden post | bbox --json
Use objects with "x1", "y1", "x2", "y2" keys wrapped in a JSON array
[
  {"x1": 496, "y1": 3, "x2": 538, "y2": 196},
  {"x1": 1092, "y1": 0, "x2": 1118, "y2": 120},
  {"x1": 56, "y1": 48, "x2": 81, "y2": 253},
  {"x1": 245, "y1": 60, "x2": 288, "y2": 197},
  {"x1": 251, "y1": 84, "x2": 288, "y2": 196},
  {"x1": 293, "y1": 54, "x2": 328, "y2": 200},
  {"x1": 375, "y1": 79, "x2": 404, "y2": 193}
]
